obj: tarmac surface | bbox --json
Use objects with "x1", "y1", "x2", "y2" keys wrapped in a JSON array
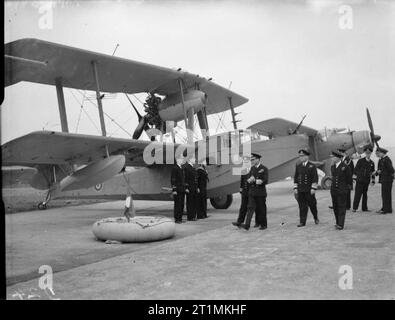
[{"x1": 5, "y1": 180, "x2": 395, "y2": 299}]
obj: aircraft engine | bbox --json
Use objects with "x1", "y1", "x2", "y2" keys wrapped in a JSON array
[
  {"x1": 132, "y1": 90, "x2": 207, "y2": 140},
  {"x1": 158, "y1": 90, "x2": 206, "y2": 122}
]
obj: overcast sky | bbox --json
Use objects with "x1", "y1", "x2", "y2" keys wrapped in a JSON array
[{"x1": 2, "y1": 0, "x2": 395, "y2": 147}]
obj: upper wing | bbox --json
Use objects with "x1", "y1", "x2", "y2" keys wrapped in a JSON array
[
  {"x1": 1, "y1": 131, "x2": 180, "y2": 167},
  {"x1": 5, "y1": 38, "x2": 248, "y2": 115},
  {"x1": 247, "y1": 118, "x2": 318, "y2": 137}
]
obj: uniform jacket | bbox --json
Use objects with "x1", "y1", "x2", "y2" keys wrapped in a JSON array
[
  {"x1": 377, "y1": 156, "x2": 394, "y2": 183},
  {"x1": 183, "y1": 162, "x2": 198, "y2": 192},
  {"x1": 247, "y1": 163, "x2": 268, "y2": 197},
  {"x1": 331, "y1": 161, "x2": 353, "y2": 194},
  {"x1": 197, "y1": 167, "x2": 209, "y2": 192},
  {"x1": 343, "y1": 156, "x2": 355, "y2": 174},
  {"x1": 342, "y1": 156, "x2": 354, "y2": 190},
  {"x1": 171, "y1": 164, "x2": 185, "y2": 193},
  {"x1": 293, "y1": 161, "x2": 318, "y2": 192},
  {"x1": 354, "y1": 158, "x2": 375, "y2": 184}
]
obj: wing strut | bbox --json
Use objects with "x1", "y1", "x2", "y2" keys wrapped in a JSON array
[
  {"x1": 91, "y1": 60, "x2": 107, "y2": 136},
  {"x1": 55, "y1": 78, "x2": 69, "y2": 132},
  {"x1": 228, "y1": 97, "x2": 239, "y2": 130},
  {"x1": 178, "y1": 79, "x2": 193, "y2": 144}
]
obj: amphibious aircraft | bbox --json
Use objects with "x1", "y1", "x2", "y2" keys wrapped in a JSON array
[{"x1": 2, "y1": 38, "x2": 381, "y2": 211}]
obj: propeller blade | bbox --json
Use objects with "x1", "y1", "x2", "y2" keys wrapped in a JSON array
[
  {"x1": 366, "y1": 107, "x2": 380, "y2": 148},
  {"x1": 292, "y1": 114, "x2": 307, "y2": 134},
  {"x1": 125, "y1": 94, "x2": 143, "y2": 122},
  {"x1": 366, "y1": 108, "x2": 374, "y2": 135},
  {"x1": 132, "y1": 117, "x2": 148, "y2": 140}
]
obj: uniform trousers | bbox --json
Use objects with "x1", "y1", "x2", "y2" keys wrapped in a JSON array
[
  {"x1": 173, "y1": 192, "x2": 185, "y2": 222},
  {"x1": 331, "y1": 190, "x2": 347, "y2": 227},
  {"x1": 245, "y1": 195, "x2": 267, "y2": 227},
  {"x1": 297, "y1": 192, "x2": 318, "y2": 224}
]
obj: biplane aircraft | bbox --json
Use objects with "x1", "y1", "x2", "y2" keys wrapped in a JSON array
[{"x1": 2, "y1": 38, "x2": 381, "y2": 213}]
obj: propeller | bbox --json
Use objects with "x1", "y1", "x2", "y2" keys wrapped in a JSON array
[
  {"x1": 366, "y1": 108, "x2": 381, "y2": 148},
  {"x1": 292, "y1": 114, "x2": 307, "y2": 134},
  {"x1": 125, "y1": 94, "x2": 150, "y2": 140}
]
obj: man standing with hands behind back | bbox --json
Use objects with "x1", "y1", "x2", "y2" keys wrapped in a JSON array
[
  {"x1": 352, "y1": 146, "x2": 375, "y2": 212},
  {"x1": 375, "y1": 147, "x2": 394, "y2": 214},
  {"x1": 293, "y1": 149, "x2": 319, "y2": 227},
  {"x1": 171, "y1": 155, "x2": 186, "y2": 224}
]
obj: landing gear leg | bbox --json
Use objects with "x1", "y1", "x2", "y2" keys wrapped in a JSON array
[{"x1": 38, "y1": 190, "x2": 52, "y2": 210}]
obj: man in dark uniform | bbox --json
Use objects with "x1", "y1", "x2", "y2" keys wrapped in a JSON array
[
  {"x1": 293, "y1": 149, "x2": 319, "y2": 227},
  {"x1": 338, "y1": 148, "x2": 354, "y2": 210},
  {"x1": 183, "y1": 157, "x2": 198, "y2": 221},
  {"x1": 330, "y1": 150, "x2": 353, "y2": 230},
  {"x1": 352, "y1": 146, "x2": 375, "y2": 212},
  {"x1": 232, "y1": 156, "x2": 258, "y2": 227},
  {"x1": 375, "y1": 147, "x2": 394, "y2": 214},
  {"x1": 171, "y1": 156, "x2": 186, "y2": 224},
  {"x1": 196, "y1": 163, "x2": 209, "y2": 219},
  {"x1": 240, "y1": 153, "x2": 269, "y2": 230}
]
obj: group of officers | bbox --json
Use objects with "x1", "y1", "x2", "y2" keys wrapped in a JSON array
[
  {"x1": 231, "y1": 146, "x2": 394, "y2": 231},
  {"x1": 170, "y1": 155, "x2": 209, "y2": 223},
  {"x1": 170, "y1": 145, "x2": 394, "y2": 229}
]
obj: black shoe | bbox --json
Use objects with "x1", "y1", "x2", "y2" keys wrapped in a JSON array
[
  {"x1": 259, "y1": 226, "x2": 267, "y2": 230},
  {"x1": 232, "y1": 222, "x2": 241, "y2": 227},
  {"x1": 328, "y1": 206, "x2": 333, "y2": 209},
  {"x1": 297, "y1": 223, "x2": 306, "y2": 227},
  {"x1": 314, "y1": 219, "x2": 319, "y2": 225},
  {"x1": 253, "y1": 224, "x2": 260, "y2": 228},
  {"x1": 346, "y1": 208, "x2": 351, "y2": 211},
  {"x1": 335, "y1": 225, "x2": 344, "y2": 230},
  {"x1": 240, "y1": 224, "x2": 250, "y2": 230},
  {"x1": 175, "y1": 220, "x2": 182, "y2": 224},
  {"x1": 362, "y1": 209, "x2": 371, "y2": 212}
]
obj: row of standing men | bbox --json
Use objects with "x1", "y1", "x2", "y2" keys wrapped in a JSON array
[
  {"x1": 170, "y1": 156, "x2": 209, "y2": 223},
  {"x1": 232, "y1": 146, "x2": 393, "y2": 231}
]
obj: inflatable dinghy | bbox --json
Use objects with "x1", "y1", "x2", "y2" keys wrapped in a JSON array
[{"x1": 92, "y1": 216, "x2": 175, "y2": 243}]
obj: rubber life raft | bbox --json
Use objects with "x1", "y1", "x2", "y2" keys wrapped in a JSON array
[{"x1": 92, "y1": 216, "x2": 175, "y2": 243}]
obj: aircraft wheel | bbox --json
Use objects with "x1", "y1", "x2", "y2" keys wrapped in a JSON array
[
  {"x1": 210, "y1": 194, "x2": 233, "y2": 209},
  {"x1": 38, "y1": 202, "x2": 47, "y2": 210},
  {"x1": 321, "y1": 176, "x2": 332, "y2": 190}
]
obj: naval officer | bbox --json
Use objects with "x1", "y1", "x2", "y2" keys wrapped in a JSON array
[
  {"x1": 183, "y1": 157, "x2": 198, "y2": 221},
  {"x1": 352, "y1": 146, "x2": 375, "y2": 212},
  {"x1": 196, "y1": 163, "x2": 209, "y2": 219},
  {"x1": 338, "y1": 148, "x2": 354, "y2": 210},
  {"x1": 375, "y1": 147, "x2": 394, "y2": 214},
  {"x1": 240, "y1": 153, "x2": 269, "y2": 230},
  {"x1": 232, "y1": 156, "x2": 257, "y2": 227},
  {"x1": 171, "y1": 155, "x2": 186, "y2": 224},
  {"x1": 293, "y1": 149, "x2": 319, "y2": 227},
  {"x1": 330, "y1": 150, "x2": 353, "y2": 230}
]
